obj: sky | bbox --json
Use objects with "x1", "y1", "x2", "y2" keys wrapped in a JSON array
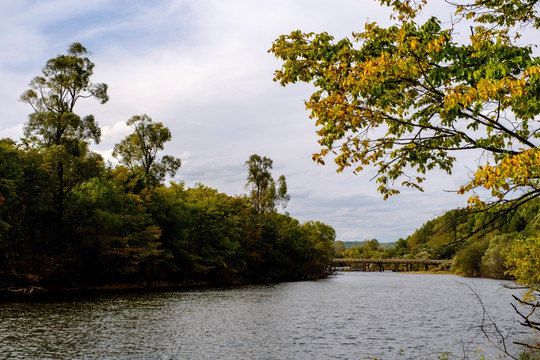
[{"x1": 0, "y1": 0, "x2": 482, "y2": 243}]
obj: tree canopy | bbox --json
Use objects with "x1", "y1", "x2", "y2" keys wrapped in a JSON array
[
  {"x1": 270, "y1": 0, "x2": 540, "y2": 208},
  {"x1": 20, "y1": 42, "x2": 108, "y2": 148}
]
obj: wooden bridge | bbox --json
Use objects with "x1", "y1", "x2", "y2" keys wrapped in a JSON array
[{"x1": 331, "y1": 258, "x2": 453, "y2": 272}]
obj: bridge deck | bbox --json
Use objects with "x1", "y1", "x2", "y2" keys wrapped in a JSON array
[{"x1": 332, "y1": 258, "x2": 453, "y2": 265}]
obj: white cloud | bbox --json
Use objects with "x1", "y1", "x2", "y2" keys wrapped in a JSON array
[{"x1": 0, "y1": 124, "x2": 24, "y2": 140}]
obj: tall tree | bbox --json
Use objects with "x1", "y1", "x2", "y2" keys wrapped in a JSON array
[
  {"x1": 244, "y1": 154, "x2": 290, "y2": 213},
  {"x1": 20, "y1": 42, "x2": 108, "y2": 241},
  {"x1": 113, "y1": 114, "x2": 181, "y2": 186}
]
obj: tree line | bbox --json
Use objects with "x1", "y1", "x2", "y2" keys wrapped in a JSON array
[{"x1": 0, "y1": 43, "x2": 335, "y2": 289}]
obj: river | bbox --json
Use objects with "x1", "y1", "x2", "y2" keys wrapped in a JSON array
[{"x1": 0, "y1": 272, "x2": 535, "y2": 359}]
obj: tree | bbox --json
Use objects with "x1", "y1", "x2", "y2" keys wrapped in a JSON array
[
  {"x1": 270, "y1": 1, "x2": 540, "y2": 208},
  {"x1": 298, "y1": 220, "x2": 336, "y2": 276},
  {"x1": 244, "y1": 154, "x2": 290, "y2": 213},
  {"x1": 20, "y1": 42, "x2": 108, "y2": 241},
  {"x1": 183, "y1": 185, "x2": 248, "y2": 282},
  {"x1": 113, "y1": 114, "x2": 181, "y2": 186},
  {"x1": 20, "y1": 43, "x2": 108, "y2": 148},
  {"x1": 394, "y1": 238, "x2": 408, "y2": 258},
  {"x1": 332, "y1": 240, "x2": 346, "y2": 258},
  {"x1": 344, "y1": 239, "x2": 385, "y2": 259}
]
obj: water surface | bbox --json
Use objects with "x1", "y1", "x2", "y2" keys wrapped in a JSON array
[{"x1": 0, "y1": 272, "x2": 532, "y2": 359}]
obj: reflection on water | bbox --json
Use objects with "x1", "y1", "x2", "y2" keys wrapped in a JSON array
[{"x1": 0, "y1": 272, "x2": 531, "y2": 359}]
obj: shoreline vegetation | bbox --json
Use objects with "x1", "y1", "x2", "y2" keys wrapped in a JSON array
[
  {"x1": 4, "y1": 165, "x2": 536, "y2": 298},
  {"x1": 0, "y1": 162, "x2": 337, "y2": 296}
]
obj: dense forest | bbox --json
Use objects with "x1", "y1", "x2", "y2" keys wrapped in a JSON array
[{"x1": 0, "y1": 43, "x2": 336, "y2": 291}]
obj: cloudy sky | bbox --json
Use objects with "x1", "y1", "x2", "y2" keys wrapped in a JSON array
[{"x1": 0, "y1": 0, "x2": 482, "y2": 243}]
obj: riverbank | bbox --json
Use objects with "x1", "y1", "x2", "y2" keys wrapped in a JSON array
[{"x1": 0, "y1": 280, "x2": 217, "y2": 299}]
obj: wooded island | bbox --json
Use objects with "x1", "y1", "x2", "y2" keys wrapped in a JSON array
[{"x1": 0, "y1": 44, "x2": 335, "y2": 291}]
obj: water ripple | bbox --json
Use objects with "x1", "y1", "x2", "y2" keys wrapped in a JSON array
[{"x1": 0, "y1": 273, "x2": 530, "y2": 359}]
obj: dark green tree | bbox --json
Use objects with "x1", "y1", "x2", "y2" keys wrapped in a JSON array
[
  {"x1": 183, "y1": 184, "x2": 248, "y2": 282},
  {"x1": 394, "y1": 238, "x2": 408, "y2": 258},
  {"x1": 297, "y1": 221, "x2": 336, "y2": 276}
]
